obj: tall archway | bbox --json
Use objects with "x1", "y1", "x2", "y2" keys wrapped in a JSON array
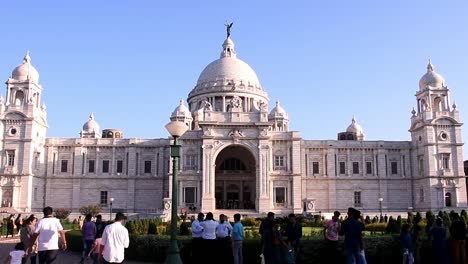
[{"x1": 215, "y1": 145, "x2": 256, "y2": 210}]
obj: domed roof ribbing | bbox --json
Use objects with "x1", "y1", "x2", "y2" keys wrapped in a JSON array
[
  {"x1": 12, "y1": 51, "x2": 40, "y2": 83},
  {"x1": 419, "y1": 60, "x2": 445, "y2": 90}
]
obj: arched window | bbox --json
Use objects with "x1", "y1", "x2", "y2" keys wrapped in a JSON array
[
  {"x1": 220, "y1": 158, "x2": 246, "y2": 171},
  {"x1": 433, "y1": 97, "x2": 442, "y2": 111},
  {"x1": 339, "y1": 134, "x2": 346, "y2": 140},
  {"x1": 15, "y1": 91, "x2": 24, "y2": 106},
  {"x1": 115, "y1": 132, "x2": 121, "y2": 138},
  {"x1": 347, "y1": 134, "x2": 354, "y2": 140},
  {"x1": 445, "y1": 192, "x2": 452, "y2": 207}
]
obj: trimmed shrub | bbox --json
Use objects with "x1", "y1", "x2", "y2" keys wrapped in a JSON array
[
  {"x1": 79, "y1": 204, "x2": 101, "y2": 217},
  {"x1": 54, "y1": 208, "x2": 71, "y2": 220}
]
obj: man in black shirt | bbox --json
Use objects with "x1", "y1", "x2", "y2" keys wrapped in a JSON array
[
  {"x1": 449, "y1": 213, "x2": 466, "y2": 264},
  {"x1": 284, "y1": 214, "x2": 302, "y2": 263}
]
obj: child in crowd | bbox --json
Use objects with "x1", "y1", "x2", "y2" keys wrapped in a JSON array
[
  {"x1": 92, "y1": 237, "x2": 102, "y2": 264},
  {"x1": 5, "y1": 242, "x2": 25, "y2": 264}
]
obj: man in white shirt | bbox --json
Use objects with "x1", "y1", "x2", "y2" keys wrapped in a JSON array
[
  {"x1": 191, "y1": 213, "x2": 204, "y2": 264},
  {"x1": 99, "y1": 212, "x2": 129, "y2": 264},
  {"x1": 216, "y1": 214, "x2": 233, "y2": 263},
  {"x1": 30, "y1": 206, "x2": 67, "y2": 264}
]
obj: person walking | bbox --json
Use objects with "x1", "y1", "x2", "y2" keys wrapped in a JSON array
[
  {"x1": 20, "y1": 215, "x2": 38, "y2": 264},
  {"x1": 340, "y1": 208, "x2": 366, "y2": 264},
  {"x1": 232, "y1": 213, "x2": 244, "y2": 264},
  {"x1": 14, "y1": 214, "x2": 23, "y2": 235},
  {"x1": 285, "y1": 214, "x2": 302, "y2": 263},
  {"x1": 6, "y1": 214, "x2": 15, "y2": 238},
  {"x1": 400, "y1": 224, "x2": 414, "y2": 264},
  {"x1": 99, "y1": 212, "x2": 129, "y2": 264},
  {"x1": 259, "y1": 212, "x2": 275, "y2": 264},
  {"x1": 449, "y1": 213, "x2": 466, "y2": 264},
  {"x1": 324, "y1": 211, "x2": 341, "y2": 263},
  {"x1": 80, "y1": 214, "x2": 96, "y2": 264},
  {"x1": 428, "y1": 218, "x2": 448, "y2": 264},
  {"x1": 216, "y1": 214, "x2": 233, "y2": 264},
  {"x1": 78, "y1": 216, "x2": 84, "y2": 230},
  {"x1": 5, "y1": 242, "x2": 26, "y2": 264},
  {"x1": 30, "y1": 206, "x2": 67, "y2": 264},
  {"x1": 94, "y1": 215, "x2": 106, "y2": 239},
  {"x1": 191, "y1": 213, "x2": 204, "y2": 264}
]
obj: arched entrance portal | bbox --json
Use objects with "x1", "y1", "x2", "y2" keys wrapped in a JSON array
[{"x1": 215, "y1": 145, "x2": 256, "y2": 210}]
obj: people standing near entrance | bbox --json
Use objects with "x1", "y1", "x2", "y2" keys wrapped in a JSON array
[
  {"x1": 232, "y1": 213, "x2": 244, "y2": 264},
  {"x1": 191, "y1": 213, "x2": 204, "y2": 264},
  {"x1": 259, "y1": 212, "x2": 275, "y2": 264},
  {"x1": 99, "y1": 212, "x2": 129, "y2": 264},
  {"x1": 216, "y1": 214, "x2": 233, "y2": 263},
  {"x1": 30, "y1": 206, "x2": 67, "y2": 264},
  {"x1": 201, "y1": 212, "x2": 219, "y2": 263},
  {"x1": 6, "y1": 214, "x2": 15, "y2": 238},
  {"x1": 285, "y1": 214, "x2": 302, "y2": 263},
  {"x1": 324, "y1": 211, "x2": 341, "y2": 263},
  {"x1": 80, "y1": 214, "x2": 96, "y2": 264}
]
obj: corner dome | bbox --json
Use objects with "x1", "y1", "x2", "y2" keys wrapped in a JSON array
[
  {"x1": 82, "y1": 113, "x2": 100, "y2": 133},
  {"x1": 12, "y1": 52, "x2": 40, "y2": 83},
  {"x1": 419, "y1": 60, "x2": 445, "y2": 90},
  {"x1": 171, "y1": 99, "x2": 191, "y2": 119},
  {"x1": 346, "y1": 117, "x2": 364, "y2": 136},
  {"x1": 269, "y1": 101, "x2": 288, "y2": 119}
]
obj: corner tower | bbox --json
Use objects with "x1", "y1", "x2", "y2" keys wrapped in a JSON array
[
  {"x1": 0, "y1": 52, "x2": 48, "y2": 211},
  {"x1": 409, "y1": 60, "x2": 467, "y2": 210}
]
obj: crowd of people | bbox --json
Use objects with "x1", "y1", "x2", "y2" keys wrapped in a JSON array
[
  {"x1": 4, "y1": 207, "x2": 129, "y2": 264},
  {"x1": 191, "y1": 212, "x2": 244, "y2": 264}
]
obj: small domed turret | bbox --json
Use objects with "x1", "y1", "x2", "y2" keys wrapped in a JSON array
[
  {"x1": 81, "y1": 113, "x2": 101, "y2": 138},
  {"x1": 170, "y1": 100, "x2": 193, "y2": 129},
  {"x1": 12, "y1": 51, "x2": 40, "y2": 83},
  {"x1": 419, "y1": 60, "x2": 445, "y2": 90}
]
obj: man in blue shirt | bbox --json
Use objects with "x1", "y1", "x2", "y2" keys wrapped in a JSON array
[
  {"x1": 340, "y1": 208, "x2": 366, "y2": 264},
  {"x1": 232, "y1": 213, "x2": 244, "y2": 264}
]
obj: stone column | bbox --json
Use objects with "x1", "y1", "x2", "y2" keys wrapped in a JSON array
[{"x1": 201, "y1": 143, "x2": 215, "y2": 211}]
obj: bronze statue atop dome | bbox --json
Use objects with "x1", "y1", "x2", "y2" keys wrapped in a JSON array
[{"x1": 224, "y1": 22, "x2": 233, "y2": 38}]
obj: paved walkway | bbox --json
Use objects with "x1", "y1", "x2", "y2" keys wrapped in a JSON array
[{"x1": 0, "y1": 236, "x2": 148, "y2": 264}]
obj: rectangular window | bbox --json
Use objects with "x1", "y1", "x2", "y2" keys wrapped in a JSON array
[
  {"x1": 7, "y1": 151, "x2": 15, "y2": 166},
  {"x1": 339, "y1": 162, "x2": 346, "y2": 174},
  {"x1": 102, "y1": 160, "x2": 109, "y2": 173},
  {"x1": 354, "y1": 191, "x2": 361, "y2": 207},
  {"x1": 366, "y1": 162, "x2": 372, "y2": 174},
  {"x1": 61, "y1": 160, "x2": 68, "y2": 173},
  {"x1": 100, "y1": 191, "x2": 108, "y2": 206},
  {"x1": 419, "y1": 157, "x2": 424, "y2": 176},
  {"x1": 275, "y1": 187, "x2": 286, "y2": 205},
  {"x1": 88, "y1": 160, "x2": 95, "y2": 173},
  {"x1": 274, "y1": 156, "x2": 285, "y2": 170},
  {"x1": 352, "y1": 162, "x2": 359, "y2": 174},
  {"x1": 116, "y1": 160, "x2": 123, "y2": 173},
  {"x1": 391, "y1": 162, "x2": 398, "y2": 174},
  {"x1": 419, "y1": 188, "x2": 424, "y2": 203},
  {"x1": 184, "y1": 155, "x2": 197, "y2": 171},
  {"x1": 144, "y1": 160, "x2": 152, "y2": 173},
  {"x1": 312, "y1": 162, "x2": 319, "y2": 174},
  {"x1": 184, "y1": 187, "x2": 196, "y2": 204},
  {"x1": 442, "y1": 154, "x2": 450, "y2": 169}
]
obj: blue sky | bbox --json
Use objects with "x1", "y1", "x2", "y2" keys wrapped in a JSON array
[{"x1": 1, "y1": 1, "x2": 468, "y2": 156}]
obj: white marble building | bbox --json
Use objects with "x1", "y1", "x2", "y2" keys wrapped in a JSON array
[{"x1": 0, "y1": 34, "x2": 466, "y2": 216}]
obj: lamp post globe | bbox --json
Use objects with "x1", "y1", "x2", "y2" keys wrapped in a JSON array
[
  {"x1": 165, "y1": 120, "x2": 188, "y2": 264},
  {"x1": 378, "y1": 197, "x2": 383, "y2": 217}
]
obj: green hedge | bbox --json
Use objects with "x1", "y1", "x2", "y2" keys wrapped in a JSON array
[{"x1": 66, "y1": 231, "x2": 439, "y2": 264}]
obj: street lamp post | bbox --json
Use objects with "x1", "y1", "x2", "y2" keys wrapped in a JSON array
[
  {"x1": 378, "y1": 197, "x2": 384, "y2": 218},
  {"x1": 165, "y1": 121, "x2": 188, "y2": 264},
  {"x1": 109, "y1": 197, "x2": 114, "y2": 221}
]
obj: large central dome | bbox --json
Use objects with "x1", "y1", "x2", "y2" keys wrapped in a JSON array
[
  {"x1": 187, "y1": 37, "x2": 269, "y2": 110},
  {"x1": 196, "y1": 38, "x2": 260, "y2": 87}
]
